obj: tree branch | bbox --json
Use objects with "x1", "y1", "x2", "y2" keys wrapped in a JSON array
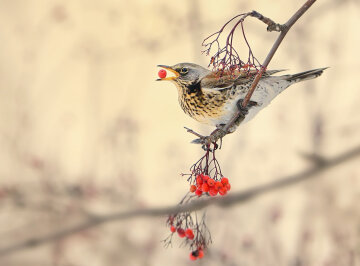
[
  {"x1": 221, "y1": 0, "x2": 317, "y2": 134},
  {"x1": 1, "y1": 144, "x2": 359, "y2": 257}
]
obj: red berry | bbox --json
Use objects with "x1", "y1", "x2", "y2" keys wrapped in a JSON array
[
  {"x1": 202, "y1": 175, "x2": 209, "y2": 182},
  {"x1": 219, "y1": 187, "x2": 227, "y2": 196},
  {"x1": 201, "y1": 183, "x2": 209, "y2": 192},
  {"x1": 209, "y1": 188, "x2": 218, "y2": 197},
  {"x1": 226, "y1": 183, "x2": 231, "y2": 191},
  {"x1": 215, "y1": 181, "x2": 223, "y2": 190},
  {"x1": 190, "y1": 185, "x2": 197, "y2": 193},
  {"x1": 221, "y1": 177, "x2": 229, "y2": 185},
  {"x1": 185, "y1": 228, "x2": 194, "y2": 240},
  {"x1": 196, "y1": 175, "x2": 203, "y2": 185},
  {"x1": 177, "y1": 228, "x2": 185, "y2": 238},
  {"x1": 207, "y1": 178, "x2": 215, "y2": 187},
  {"x1": 195, "y1": 189, "x2": 202, "y2": 196},
  {"x1": 158, "y1": 69, "x2": 167, "y2": 79},
  {"x1": 189, "y1": 253, "x2": 197, "y2": 261},
  {"x1": 198, "y1": 250, "x2": 204, "y2": 258},
  {"x1": 170, "y1": 226, "x2": 176, "y2": 233}
]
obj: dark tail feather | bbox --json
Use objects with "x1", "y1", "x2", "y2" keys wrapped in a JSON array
[{"x1": 286, "y1": 67, "x2": 328, "y2": 83}]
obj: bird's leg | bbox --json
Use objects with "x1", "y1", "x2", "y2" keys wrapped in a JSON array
[
  {"x1": 227, "y1": 99, "x2": 258, "y2": 133},
  {"x1": 236, "y1": 99, "x2": 257, "y2": 117}
]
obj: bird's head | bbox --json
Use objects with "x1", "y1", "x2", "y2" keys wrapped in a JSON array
[{"x1": 157, "y1": 63, "x2": 210, "y2": 86}]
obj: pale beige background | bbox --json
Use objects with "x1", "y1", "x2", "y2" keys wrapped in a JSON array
[{"x1": 0, "y1": 0, "x2": 359, "y2": 265}]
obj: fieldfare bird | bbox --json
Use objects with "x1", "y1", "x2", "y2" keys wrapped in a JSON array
[{"x1": 157, "y1": 63, "x2": 327, "y2": 135}]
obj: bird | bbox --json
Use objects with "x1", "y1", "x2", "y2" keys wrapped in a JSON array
[{"x1": 157, "y1": 62, "x2": 327, "y2": 134}]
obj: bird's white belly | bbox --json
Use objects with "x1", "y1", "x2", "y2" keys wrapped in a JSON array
[{"x1": 213, "y1": 79, "x2": 288, "y2": 126}]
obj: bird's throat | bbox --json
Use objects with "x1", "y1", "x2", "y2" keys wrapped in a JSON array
[{"x1": 186, "y1": 81, "x2": 201, "y2": 94}]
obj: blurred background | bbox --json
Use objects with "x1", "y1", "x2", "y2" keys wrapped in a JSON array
[{"x1": 0, "y1": 0, "x2": 359, "y2": 265}]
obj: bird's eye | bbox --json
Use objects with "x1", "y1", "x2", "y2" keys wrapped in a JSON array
[{"x1": 180, "y1": 67, "x2": 188, "y2": 74}]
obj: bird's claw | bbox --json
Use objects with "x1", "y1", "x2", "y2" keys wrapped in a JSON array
[
  {"x1": 186, "y1": 126, "x2": 225, "y2": 151},
  {"x1": 191, "y1": 135, "x2": 220, "y2": 151},
  {"x1": 191, "y1": 138, "x2": 204, "y2": 144},
  {"x1": 236, "y1": 99, "x2": 249, "y2": 116},
  {"x1": 236, "y1": 99, "x2": 257, "y2": 117}
]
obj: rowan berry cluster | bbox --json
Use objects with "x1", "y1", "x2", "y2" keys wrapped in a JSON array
[
  {"x1": 164, "y1": 211, "x2": 211, "y2": 260},
  {"x1": 184, "y1": 143, "x2": 228, "y2": 195},
  {"x1": 169, "y1": 225, "x2": 195, "y2": 240},
  {"x1": 190, "y1": 174, "x2": 231, "y2": 197},
  {"x1": 164, "y1": 144, "x2": 226, "y2": 260}
]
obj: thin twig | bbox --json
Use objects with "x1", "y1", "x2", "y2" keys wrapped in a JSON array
[
  {"x1": 249, "y1": 10, "x2": 285, "y2": 32},
  {"x1": 1, "y1": 143, "x2": 359, "y2": 257}
]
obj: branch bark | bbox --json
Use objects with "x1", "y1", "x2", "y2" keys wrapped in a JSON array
[
  {"x1": 1, "y1": 144, "x2": 359, "y2": 257},
  {"x1": 221, "y1": 0, "x2": 317, "y2": 134}
]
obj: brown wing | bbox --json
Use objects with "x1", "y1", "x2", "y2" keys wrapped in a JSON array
[{"x1": 200, "y1": 69, "x2": 287, "y2": 90}]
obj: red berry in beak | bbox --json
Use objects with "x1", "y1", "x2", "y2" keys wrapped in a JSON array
[{"x1": 158, "y1": 69, "x2": 167, "y2": 79}]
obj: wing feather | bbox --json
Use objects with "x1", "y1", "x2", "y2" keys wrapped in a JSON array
[{"x1": 200, "y1": 69, "x2": 287, "y2": 91}]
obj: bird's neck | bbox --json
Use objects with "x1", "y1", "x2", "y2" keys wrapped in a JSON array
[
  {"x1": 186, "y1": 81, "x2": 201, "y2": 94},
  {"x1": 175, "y1": 81, "x2": 202, "y2": 100},
  {"x1": 174, "y1": 81, "x2": 204, "y2": 115}
]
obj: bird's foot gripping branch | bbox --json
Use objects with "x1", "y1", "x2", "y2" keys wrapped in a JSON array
[{"x1": 184, "y1": 127, "x2": 228, "y2": 151}]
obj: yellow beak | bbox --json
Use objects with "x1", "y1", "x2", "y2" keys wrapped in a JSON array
[{"x1": 157, "y1": 65, "x2": 180, "y2": 81}]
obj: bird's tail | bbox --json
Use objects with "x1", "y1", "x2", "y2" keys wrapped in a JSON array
[{"x1": 285, "y1": 67, "x2": 328, "y2": 83}]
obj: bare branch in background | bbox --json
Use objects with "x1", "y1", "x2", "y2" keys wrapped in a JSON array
[{"x1": 0, "y1": 144, "x2": 359, "y2": 257}]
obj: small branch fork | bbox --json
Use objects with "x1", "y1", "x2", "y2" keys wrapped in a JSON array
[{"x1": 188, "y1": 0, "x2": 317, "y2": 146}]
